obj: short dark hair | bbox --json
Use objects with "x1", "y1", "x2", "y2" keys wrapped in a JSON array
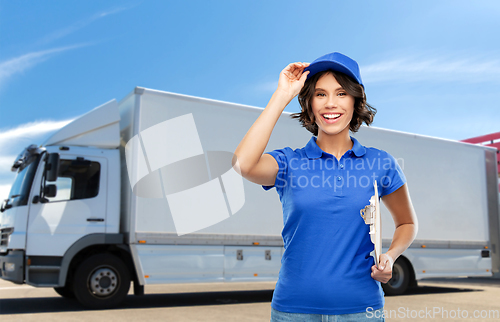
[{"x1": 290, "y1": 70, "x2": 376, "y2": 135}]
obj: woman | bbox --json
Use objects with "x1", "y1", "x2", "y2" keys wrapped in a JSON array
[{"x1": 233, "y1": 52, "x2": 417, "y2": 321}]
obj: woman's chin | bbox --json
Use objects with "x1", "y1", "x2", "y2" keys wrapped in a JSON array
[{"x1": 317, "y1": 124, "x2": 350, "y2": 137}]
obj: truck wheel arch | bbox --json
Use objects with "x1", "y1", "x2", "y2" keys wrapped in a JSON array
[{"x1": 58, "y1": 234, "x2": 137, "y2": 288}]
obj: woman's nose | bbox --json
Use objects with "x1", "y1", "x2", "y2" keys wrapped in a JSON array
[{"x1": 326, "y1": 95, "x2": 338, "y2": 108}]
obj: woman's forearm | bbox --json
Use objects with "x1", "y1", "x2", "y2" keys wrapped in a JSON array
[
  {"x1": 386, "y1": 223, "x2": 418, "y2": 262},
  {"x1": 233, "y1": 90, "x2": 292, "y2": 175}
]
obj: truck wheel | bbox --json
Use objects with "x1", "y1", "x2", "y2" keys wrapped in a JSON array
[
  {"x1": 382, "y1": 258, "x2": 410, "y2": 296},
  {"x1": 54, "y1": 286, "x2": 75, "y2": 299},
  {"x1": 72, "y1": 253, "x2": 130, "y2": 309}
]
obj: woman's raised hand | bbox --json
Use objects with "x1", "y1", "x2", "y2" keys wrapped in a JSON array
[{"x1": 276, "y1": 62, "x2": 310, "y2": 99}]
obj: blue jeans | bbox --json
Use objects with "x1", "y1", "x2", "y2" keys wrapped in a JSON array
[{"x1": 270, "y1": 307, "x2": 385, "y2": 322}]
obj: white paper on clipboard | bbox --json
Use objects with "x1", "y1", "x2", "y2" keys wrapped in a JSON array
[{"x1": 360, "y1": 181, "x2": 382, "y2": 268}]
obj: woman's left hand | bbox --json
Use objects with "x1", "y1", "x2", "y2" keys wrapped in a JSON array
[{"x1": 371, "y1": 253, "x2": 395, "y2": 283}]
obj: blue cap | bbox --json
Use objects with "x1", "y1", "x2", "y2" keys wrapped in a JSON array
[{"x1": 304, "y1": 52, "x2": 363, "y2": 87}]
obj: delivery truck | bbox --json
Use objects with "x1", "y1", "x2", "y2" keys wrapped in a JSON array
[{"x1": 1, "y1": 87, "x2": 499, "y2": 309}]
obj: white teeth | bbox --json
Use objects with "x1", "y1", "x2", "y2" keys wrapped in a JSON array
[{"x1": 323, "y1": 114, "x2": 341, "y2": 119}]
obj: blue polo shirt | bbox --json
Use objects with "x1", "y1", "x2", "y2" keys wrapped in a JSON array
[{"x1": 262, "y1": 135, "x2": 406, "y2": 315}]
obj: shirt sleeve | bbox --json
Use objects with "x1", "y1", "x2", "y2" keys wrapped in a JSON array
[
  {"x1": 261, "y1": 148, "x2": 289, "y2": 196},
  {"x1": 380, "y1": 152, "x2": 407, "y2": 197}
]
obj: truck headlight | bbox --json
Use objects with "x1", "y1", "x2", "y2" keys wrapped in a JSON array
[{"x1": 5, "y1": 263, "x2": 15, "y2": 272}]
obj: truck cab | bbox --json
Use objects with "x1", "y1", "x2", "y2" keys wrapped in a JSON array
[{"x1": 0, "y1": 99, "x2": 128, "y2": 308}]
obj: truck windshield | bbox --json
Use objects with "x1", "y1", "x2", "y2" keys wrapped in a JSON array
[{"x1": 8, "y1": 154, "x2": 41, "y2": 208}]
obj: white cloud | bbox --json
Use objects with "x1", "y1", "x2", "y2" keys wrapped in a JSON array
[
  {"x1": 361, "y1": 53, "x2": 500, "y2": 84},
  {"x1": 255, "y1": 80, "x2": 278, "y2": 93},
  {"x1": 36, "y1": 5, "x2": 138, "y2": 46},
  {"x1": 0, "y1": 3, "x2": 138, "y2": 90},
  {"x1": 0, "y1": 156, "x2": 15, "y2": 172},
  {"x1": 0, "y1": 119, "x2": 73, "y2": 178},
  {"x1": 0, "y1": 44, "x2": 88, "y2": 89},
  {"x1": 0, "y1": 119, "x2": 73, "y2": 150},
  {"x1": 0, "y1": 184, "x2": 12, "y2": 204}
]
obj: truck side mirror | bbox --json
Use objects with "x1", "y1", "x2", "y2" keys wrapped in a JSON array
[
  {"x1": 44, "y1": 184, "x2": 57, "y2": 198},
  {"x1": 46, "y1": 153, "x2": 60, "y2": 182}
]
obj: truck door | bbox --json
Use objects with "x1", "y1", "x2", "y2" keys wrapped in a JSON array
[{"x1": 26, "y1": 156, "x2": 108, "y2": 257}]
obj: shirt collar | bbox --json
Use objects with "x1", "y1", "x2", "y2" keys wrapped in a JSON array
[{"x1": 304, "y1": 136, "x2": 366, "y2": 159}]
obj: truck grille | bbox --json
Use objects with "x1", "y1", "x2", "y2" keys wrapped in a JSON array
[{"x1": 0, "y1": 228, "x2": 13, "y2": 246}]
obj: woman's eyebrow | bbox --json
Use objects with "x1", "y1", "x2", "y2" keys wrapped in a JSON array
[{"x1": 315, "y1": 87, "x2": 344, "y2": 92}]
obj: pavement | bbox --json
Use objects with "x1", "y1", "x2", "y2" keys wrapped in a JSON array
[{"x1": 0, "y1": 277, "x2": 499, "y2": 321}]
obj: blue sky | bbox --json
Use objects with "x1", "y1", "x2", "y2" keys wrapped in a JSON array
[{"x1": 1, "y1": 0, "x2": 499, "y2": 199}]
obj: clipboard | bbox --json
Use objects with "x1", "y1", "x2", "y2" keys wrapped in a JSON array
[{"x1": 360, "y1": 180, "x2": 382, "y2": 268}]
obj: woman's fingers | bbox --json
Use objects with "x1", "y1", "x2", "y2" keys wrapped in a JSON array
[
  {"x1": 276, "y1": 61, "x2": 310, "y2": 99},
  {"x1": 284, "y1": 62, "x2": 309, "y2": 78},
  {"x1": 371, "y1": 262, "x2": 393, "y2": 283},
  {"x1": 299, "y1": 70, "x2": 310, "y2": 83}
]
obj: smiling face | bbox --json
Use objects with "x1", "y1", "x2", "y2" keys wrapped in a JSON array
[{"x1": 311, "y1": 71, "x2": 355, "y2": 138}]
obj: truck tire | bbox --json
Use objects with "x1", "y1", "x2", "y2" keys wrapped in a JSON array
[
  {"x1": 72, "y1": 253, "x2": 130, "y2": 309},
  {"x1": 382, "y1": 258, "x2": 410, "y2": 296},
  {"x1": 54, "y1": 286, "x2": 75, "y2": 299}
]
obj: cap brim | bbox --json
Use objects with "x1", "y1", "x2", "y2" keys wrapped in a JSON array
[{"x1": 304, "y1": 61, "x2": 362, "y2": 86}]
